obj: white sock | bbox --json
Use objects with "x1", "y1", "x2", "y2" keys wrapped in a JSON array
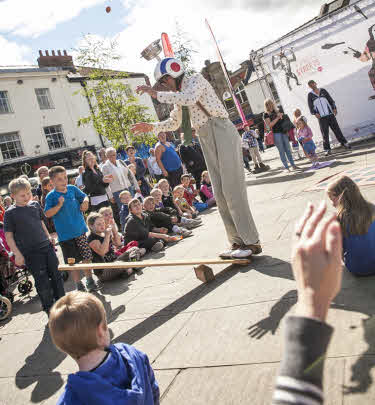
[{"x1": 172, "y1": 225, "x2": 181, "y2": 233}]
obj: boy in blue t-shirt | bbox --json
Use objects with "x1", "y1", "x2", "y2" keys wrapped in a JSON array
[
  {"x1": 49, "y1": 291, "x2": 160, "y2": 405},
  {"x1": 45, "y1": 166, "x2": 98, "y2": 292},
  {"x1": 4, "y1": 178, "x2": 65, "y2": 315}
]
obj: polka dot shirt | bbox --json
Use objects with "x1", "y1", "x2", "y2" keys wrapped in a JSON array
[{"x1": 152, "y1": 73, "x2": 229, "y2": 133}]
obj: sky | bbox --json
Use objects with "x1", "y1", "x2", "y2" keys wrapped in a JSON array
[{"x1": 0, "y1": 0, "x2": 327, "y2": 82}]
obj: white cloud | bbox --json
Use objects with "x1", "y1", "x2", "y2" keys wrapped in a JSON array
[
  {"x1": 0, "y1": 0, "x2": 105, "y2": 38},
  {"x1": 0, "y1": 36, "x2": 31, "y2": 65},
  {"x1": 111, "y1": 0, "x2": 325, "y2": 82}
]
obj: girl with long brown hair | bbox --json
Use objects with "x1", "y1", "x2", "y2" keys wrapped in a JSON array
[{"x1": 327, "y1": 175, "x2": 375, "y2": 276}]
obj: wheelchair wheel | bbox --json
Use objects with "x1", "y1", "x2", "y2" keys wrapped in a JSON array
[
  {"x1": 18, "y1": 280, "x2": 32, "y2": 295},
  {"x1": 62, "y1": 271, "x2": 69, "y2": 282},
  {"x1": 0, "y1": 296, "x2": 12, "y2": 320}
]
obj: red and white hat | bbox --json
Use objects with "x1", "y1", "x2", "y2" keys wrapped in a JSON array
[{"x1": 154, "y1": 58, "x2": 184, "y2": 82}]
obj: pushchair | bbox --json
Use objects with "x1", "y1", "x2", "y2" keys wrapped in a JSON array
[{"x1": 0, "y1": 239, "x2": 33, "y2": 320}]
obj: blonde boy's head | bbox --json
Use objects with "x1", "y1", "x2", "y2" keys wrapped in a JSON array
[
  {"x1": 173, "y1": 185, "x2": 184, "y2": 198},
  {"x1": 49, "y1": 291, "x2": 108, "y2": 360},
  {"x1": 119, "y1": 190, "x2": 132, "y2": 204},
  {"x1": 9, "y1": 177, "x2": 31, "y2": 195},
  {"x1": 158, "y1": 178, "x2": 170, "y2": 194}
]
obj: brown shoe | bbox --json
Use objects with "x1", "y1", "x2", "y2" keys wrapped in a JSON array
[{"x1": 242, "y1": 243, "x2": 262, "y2": 255}]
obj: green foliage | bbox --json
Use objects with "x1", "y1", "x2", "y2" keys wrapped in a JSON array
[
  {"x1": 75, "y1": 35, "x2": 157, "y2": 148},
  {"x1": 172, "y1": 22, "x2": 197, "y2": 77}
]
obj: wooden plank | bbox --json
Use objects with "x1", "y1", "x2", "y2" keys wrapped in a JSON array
[{"x1": 59, "y1": 258, "x2": 251, "y2": 271}]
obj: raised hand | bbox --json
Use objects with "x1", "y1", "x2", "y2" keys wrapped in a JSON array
[
  {"x1": 58, "y1": 196, "x2": 65, "y2": 206},
  {"x1": 292, "y1": 202, "x2": 343, "y2": 321},
  {"x1": 131, "y1": 122, "x2": 154, "y2": 135}
]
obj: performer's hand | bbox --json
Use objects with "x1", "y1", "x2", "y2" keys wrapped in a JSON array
[
  {"x1": 131, "y1": 122, "x2": 154, "y2": 135},
  {"x1": 315, "y1": 113, "x2": 321, "y2": 119},
  {"x1": 136, "y1": 85, "x2": 157, "y2": 98},
  {"x1": 333, "y1": 109, "x2": 337, "y2": 116}
]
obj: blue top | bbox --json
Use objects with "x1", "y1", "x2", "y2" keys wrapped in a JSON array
[
  {"x1": 4, "y1": 201, "x2": 49, "y2": 256},
  {"x1": 57, "y1": 343, "x2": 159, "y2": 405},
  {"x1": 44, "y1": 185, "x2": 88, "y2": 242},
  {"x1": 157, "y1": 142, "x2": 181, "y2": 172},
  {"x1": 343, "y1": 220, "x2": 375, "y2": 275}
]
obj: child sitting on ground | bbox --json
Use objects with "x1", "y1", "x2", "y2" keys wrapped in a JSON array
[
  {"x1": 45, "y1": 166, "x2": 98, "y2": 292},
  {"x1": 327, "y1": 175, "x2": 375, "y2": 276},
  {"x1": 49, "y1": 291, "x2": 160, "y2": 405},
  {"x1": 296, "y1": 117, "x2": 319, "y2": 168},
  {"x1": 119, "y1": 190, "x2": 132, "y2": 233},
  {"x1": 173, "y1": 186, "x2": 198, "y2": 219},
  {"x1": 87, "y1": 213, "x2": 144, "y2": 282},
  {"x1": 200, "y1": 171, "x2": 216, "y2": 207},
  {"x1": 143, "y1": 197, "x2": 192, "y2": 238},
  {"x1": 150, "y1": 188, "x2": 200, "y2": 229},
  {"x1": 4, "y1": 178, "x2": 64, "y2": 315},
  {"x1": 180, "y1": 174, "x2": 208, "y2": 213}
]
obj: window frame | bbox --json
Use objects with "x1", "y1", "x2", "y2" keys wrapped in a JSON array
[
  {"x1": 0, "y1": 90, "x2": 14, "y2": 114},
  {"x1": 43, "y1": 124, "x2": 67, "y2": 151},
  {"x1": 0, "y1": 131, "x2": 24, "y2": 161},
  {"x1": 35, "y1": 88, "x2": 54, "y2": 110}
]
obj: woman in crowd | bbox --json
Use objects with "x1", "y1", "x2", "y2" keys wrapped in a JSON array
[
  {"x1": 124, "y1": 198, "x2": 178, "y2": 252},
  {"x1": 87, "y1": 212, "x2": 141, "y2": 282},
  {"x1": 35, "y1": 166, "x2": 49, "y2": 200},
  {"x1": 40, "y1": 177, "x2": 55, "y2": 233},
  {"x1": 82, "y1": 150, "x2": 113, "y2": 211},
  {"x1": 327, "y1": 175, "x2": 375, "y2": 276},
  {"x1": 125, "y1": 145, "x2": 151, "y2": 197},
  {"x1": 263, "y1": 99, "x2": 298, "y2": 173},
  {"x1": 101, "y1": 147, "x2": 140, "y2": 209},
  {"x1": 147, "y1": 148, "x2": 163, "y2": 183}
]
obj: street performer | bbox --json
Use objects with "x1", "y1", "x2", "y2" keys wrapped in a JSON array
[{"x1": 131, "y1": 57, "x2": 261, "y2": 259}]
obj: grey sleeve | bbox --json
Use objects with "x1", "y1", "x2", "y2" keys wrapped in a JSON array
[{"x1": 272, "y1": 316, "x2": 333, "y2": 404}]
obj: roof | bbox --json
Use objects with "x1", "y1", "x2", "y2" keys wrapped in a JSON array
[
  {"x1": 69, "y1": 66, "x2": 149, "y2": 80},
  {"x1": 0, "y1": 66, "x2": 68, "y2": 74}
]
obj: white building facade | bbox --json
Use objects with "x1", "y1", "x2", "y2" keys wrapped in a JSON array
[{"x1": 0, "y1": 55, "x2": 157, "y2": 194}]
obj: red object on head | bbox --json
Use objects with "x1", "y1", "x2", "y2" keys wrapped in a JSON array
[
  {"x1": 170, "y1": 62, "x2": 180, "y2": 72},
  {"x1": 106, "y1": 6, "x2": 111, "y2": 13}
]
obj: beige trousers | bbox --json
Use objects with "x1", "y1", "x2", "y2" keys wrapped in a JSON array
[
  {"x1": 198, "y1": 118, "x2": 259, "y2": 245},
  {"x1": 249, "y1": 146, "x2": 262, "y2": 166}
]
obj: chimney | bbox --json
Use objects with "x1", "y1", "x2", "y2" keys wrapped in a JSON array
[{"x1": 37, "y1": 49, "x2": 75, "y2": 71}]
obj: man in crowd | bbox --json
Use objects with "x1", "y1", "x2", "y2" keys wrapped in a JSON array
[
  {"x1": 308, "y1": 80, "x2": 351, "y2": 156},
  {"x1": 154, "y1": 132, "x2": 183, "y2": 189}
]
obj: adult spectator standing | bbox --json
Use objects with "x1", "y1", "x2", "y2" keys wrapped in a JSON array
[
  {"x1": 263, "y1": 99, "x2": 298, "y2": 173},
  {"x1": 35, "y1": 166, "x2": 49, "y2": 200},
  {"x1": 82, "y1": 150, "x2": 113, "y2": 211},
  {"x1": 101, "y1": 147, "x2": 140, "y2": 209},
  {"x1": 125, "y1": 145, "x2": 151, "y2": 196},
  {"x1": 307, "y1": 80, "x2": 351, "y2": 156},
  {"x1": 155, "y1": 132, "x2": 183, "y2": 189},
  {"x1": 147, "y1": 148, "x2": 163, "y2": 183},
  {"x1": 98, "y1": 148, "x2": 108, "y2": 169},
  {"x1": 74, "y1": 166, "x2": 85, "y2": 190},
  {"x1": 178, "y1": 134, "x2": 207, "y2": 189},
  {"x1": 3, "y1": 196, "x2": 12, "y2": 210},
  {"x1": 132, "y1": 57, "x2": 261, "y2": 259}
]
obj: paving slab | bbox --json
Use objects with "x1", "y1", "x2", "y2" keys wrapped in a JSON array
[{"x1": 161, "y1": 358, "x2": 344, "y2": 405}]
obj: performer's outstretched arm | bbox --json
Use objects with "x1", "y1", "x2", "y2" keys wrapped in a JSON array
[{"x1": 153, "y1": 105, "x2": 182, "y2": 133}]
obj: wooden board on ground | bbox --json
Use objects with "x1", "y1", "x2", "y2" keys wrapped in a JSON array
[{"x1": 59, "y1": 258, "x2": 251, "y2": 283}]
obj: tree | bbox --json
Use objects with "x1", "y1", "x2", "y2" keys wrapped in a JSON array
[
  {"x1": 75, "y1": 35, "x2": 156, "y2": 148},
  {"x1": 172, "y1": 22, "x2": 197, "y2": 76}
]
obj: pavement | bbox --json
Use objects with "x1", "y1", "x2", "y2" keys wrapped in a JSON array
[{"x1": 2, "y1": 139, "x2": 375, "y2": 404}]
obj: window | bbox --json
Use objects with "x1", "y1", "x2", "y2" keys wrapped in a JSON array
[
  {"x1": 235, "y1": 84, "x2": 248, "y2": 104},
  {"x1": 0, "y1": 91, "x2": 13, "y2": 114},
  {"x1": 0, "y1": 132, "x2": 24, "y2": 160},
  {"x1": 35, "y1": 88, "x2": 54, "y2": 110},
  {"x1": 44, "y1": 125, "x2": 66, "y2": 151}
]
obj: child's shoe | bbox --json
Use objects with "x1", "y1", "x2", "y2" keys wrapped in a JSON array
[
  {"x1": 151, "y1": 241, "x2": 164, "y2": 252},
  {"x1": 86, "y1": 277, "x2": 99, "y2": 292},
  {"x1": 176, "y1": 227, "x2": 192, "y2": 238}
]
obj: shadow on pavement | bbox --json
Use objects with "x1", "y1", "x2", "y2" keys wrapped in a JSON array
[
  {"x1": 15, "y1": 325, "x2": 66, "y2": 403},
  {"x1": 246, "y1": 172, "x2": 315, "y2": 187},
  {"x1": 113, "y1": 262, "x2": 253, "y2": 346}
]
